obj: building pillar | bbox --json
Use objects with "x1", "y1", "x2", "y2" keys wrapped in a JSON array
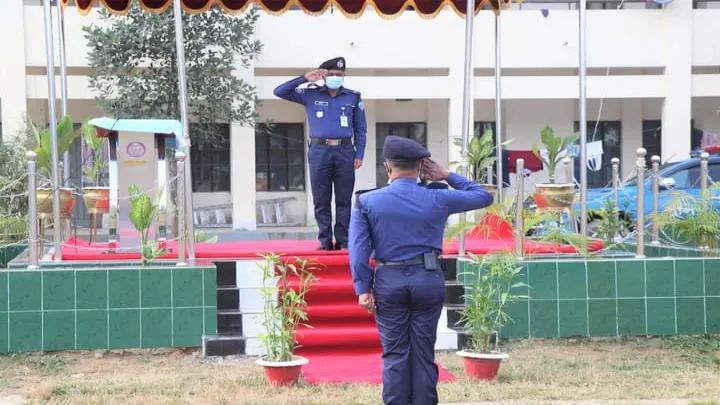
[
  {"x1": 231, "y1": 122, "x2": 257, "y2": 230},
  {"x1": 231, "y1": 58, "x2": 257, "y2": 230},
  {"x1": 0, "y1": 0, "x2": 28, "y2": 138},
  {"x1": 661, "y1": 0, "x2": 693, "y2": 163},
  {"x1": 621, "y1": 99, "x2": 643, "y2": 179}
]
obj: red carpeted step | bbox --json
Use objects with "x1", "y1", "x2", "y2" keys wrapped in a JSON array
[
  {"x1": 306, "y1": 303, "x2": 375, "y2": 325},
  {"x1": 285, "y1": 278, "x2": 357, "y2": 303},
  {"x1": 295, "y1": 324, "x2": 382, "y2": 348}
]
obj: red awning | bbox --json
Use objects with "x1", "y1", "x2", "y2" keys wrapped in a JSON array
[{"x1": 62, "y1": 0, "x2": 510, "y2": 18}]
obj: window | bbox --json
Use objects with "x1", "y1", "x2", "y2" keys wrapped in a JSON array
[
  {"x1": 255, "y1": 123, "x2": 306, "y2": 192},
  {"x1": 375, "y1": 123, "x2": 427, "y2": 186},
  {"x1": 474, "y1": 121, "x2": 496, "y2": 138},
  {"x1": 644, "y1": 120, "x2": 701, "y2": 164},
  {"x1": 573, "y1": 121, "x2": 621, "y2": 188},
  {"x1": 642, "y1": 120, "x2": 662, "y2": 166},
  {"x1": 190, "y1": 124, "x2": 231, "y2": 193}
]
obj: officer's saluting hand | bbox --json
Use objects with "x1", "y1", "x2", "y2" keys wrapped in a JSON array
[
  {"x1": 304, "y1": 69, "x2": 328, "y2": 83},
  {"x1": 273, "y1": 57, "x2": 368, "y2": 251},
  {"x1": 349, "y1": 136, "x2": 494, "y2": 405},
  {"x1": 419, "y1": 158, "x2": 450, "y2": 182}
]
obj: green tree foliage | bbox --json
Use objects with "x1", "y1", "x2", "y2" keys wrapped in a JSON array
[{"x1": 83, "y1": 4, "x2": 262, "y2": 145}]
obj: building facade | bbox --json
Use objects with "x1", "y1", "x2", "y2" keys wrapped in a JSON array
[{"x1": 2, "y1": 0, "x2": 720, "y2": 230}]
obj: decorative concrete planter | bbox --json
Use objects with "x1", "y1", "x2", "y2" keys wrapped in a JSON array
[
  {"x1": 456, "y1": 350, "x2": 509, "y2": 380},
  {"x1": 256, "y1": 355, "x2": 309, "y2": 386}
]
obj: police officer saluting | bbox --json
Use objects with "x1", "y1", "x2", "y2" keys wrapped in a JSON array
[
  {"x1": 349, "y1": 136, "x2": 494, "y2": 405},
  {"x1": 274, "y1": 57, "x2": 367, "y2": 251}
]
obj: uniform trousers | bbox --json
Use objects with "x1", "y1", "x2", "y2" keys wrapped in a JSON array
[
  {"x1": 308, "y1": 143, "x2": 355, "y2": 246},
  {"x1": 373, "y1": 263, "x2": 445, "y2": 405}
]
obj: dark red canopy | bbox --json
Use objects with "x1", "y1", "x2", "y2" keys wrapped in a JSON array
[{"x1": 62, "y1": 0, "x2": 509, "y2": 18}]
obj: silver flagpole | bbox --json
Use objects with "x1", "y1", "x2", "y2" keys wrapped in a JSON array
[
  {"x1": 57, "y1": 1, "x2": 70, "y2": 185},
  {"x1": 458, "y1": 0, "x2": 476, "y2": 257},
  {"x1": 172, "y1": 0, "x2": 197, "y2": 261},
  {"x1": 579, "y1": 0, "x2": 588, "y2": 236},
  {"x1": 494, "y1": 14, "x2": 503, "y2": 203},
  {"x1": 43, "y1": 0, "x2": 63, "y2": 261}
]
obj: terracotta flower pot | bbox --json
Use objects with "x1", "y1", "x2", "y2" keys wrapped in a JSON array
[
  {"x1": 456, "y1": 351, "x2": 509, "y2": 380},
  {"x1": 256, "y1": 355, "x2": 308, "y2": 386}
]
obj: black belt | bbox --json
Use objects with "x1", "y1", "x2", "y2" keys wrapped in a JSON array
[
  {"x1": 310, "y1": 137, "x2": 352, "y2": 146},
  {"x1": 376, "y1": 254, "x2": 430, "y2": 267}
]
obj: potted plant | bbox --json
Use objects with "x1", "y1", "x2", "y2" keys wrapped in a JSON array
[
  {"x1": 128, "y1": 185, "x2": 166, "y2": 264},
  {"x1": 531, "y1": 125, "x2": 579, "y2": 209},
  {"x1": 31, "y1": 115, "x2": 82, "y2": 219},
  {"x1": 452, "y1": 127, "x2": 513, "y2": 198},
  {"x1": 81, "y1": 123, "x2": 109, "y2": 219},
  {"x1": 456, "y1": 253, "x2": 528, "y2": 380},
  {"x1": 256, "y1": 253, "x2": 317, "y2": 386}
]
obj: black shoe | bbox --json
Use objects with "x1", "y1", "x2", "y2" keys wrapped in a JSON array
[
  {"x1": 316, "y1": 243, "x2": 334, "y2": 251},
  {"x1": 335, "y1": 243, "x2": 348, "y2": 250}
]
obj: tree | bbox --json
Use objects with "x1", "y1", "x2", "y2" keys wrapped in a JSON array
[{"x1": 83, "y1": 4, "x2": 262, "y2": 146}]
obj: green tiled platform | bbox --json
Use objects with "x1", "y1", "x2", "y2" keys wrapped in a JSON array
[
  {"x1": 0, "y1": 266, "x2": 217, "y2": 354},
  {"x1": 461, "y1": 257, "x2": 720, "y2": 339}
]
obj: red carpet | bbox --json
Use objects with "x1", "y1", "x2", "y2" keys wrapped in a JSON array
[
  {"x1": 287, "y1": 255, "x2": 456, "y2": 384},
  {"x1": 55, "y1": 216, "x2": 603, "y2": 384}
]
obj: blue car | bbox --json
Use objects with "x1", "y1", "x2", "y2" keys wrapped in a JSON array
[{"x1": 581, "y1": 153, "x2": 720, "y2": 233}]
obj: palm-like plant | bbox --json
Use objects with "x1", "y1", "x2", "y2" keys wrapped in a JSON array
[
  {"x1": 458, "y1": 253, "x2": 528, "y2": 353},
  {"x1": 655, "y1": 183, "x2": 720, "y2": 251},
  {"x1": 31, "y1": 115, "x2": 81, "y2": 179},
  {"x1": 451, "y1": 128, "x2": 513, "y2": 183},
  {"x1": 531, "y1": 125, "x2": 579, "y2": 184}
]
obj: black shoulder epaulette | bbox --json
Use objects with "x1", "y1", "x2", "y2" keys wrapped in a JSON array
[
  {"x1": 354, "y1": 185, "x2": 386, "y2": 208},
  {"x1": 426, "y1": 182, "x2": 449, "y2": 190}
]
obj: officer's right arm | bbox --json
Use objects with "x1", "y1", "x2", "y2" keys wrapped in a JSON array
[
  {"x1": 349, "y1": 202, "x2": 373, "y2": 295},
  {"x1": 438, "y1": 172, "x2": 495, "y2": 214},
  {"x1": 273, "y1": 76, "x2": 309, "y2": 105}
]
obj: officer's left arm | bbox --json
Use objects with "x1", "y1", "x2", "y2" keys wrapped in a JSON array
[
  {"x1": 349, "y1": 202, "x2": 373, "y2": 295},
  {"x1": 353, "y1": 93, "x2": 368, "y2": 160}
]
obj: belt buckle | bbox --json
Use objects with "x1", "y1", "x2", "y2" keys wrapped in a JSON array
[{"x1": 326, "y1": 139, "x2": 341, "y2": 146}]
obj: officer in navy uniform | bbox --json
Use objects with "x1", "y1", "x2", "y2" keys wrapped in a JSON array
[
  {"x1": 273, "y1": 57, "x2": 367, "y2": 250},
  {"x1": 349, "y1": 136, "x2": 494, "y2": 405}
]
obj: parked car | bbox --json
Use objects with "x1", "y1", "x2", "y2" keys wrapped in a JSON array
[{"x1": 581, "y1": 152, "x2": 720, "y2": 234}]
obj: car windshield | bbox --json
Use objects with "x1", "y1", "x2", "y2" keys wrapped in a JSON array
[{"x1": 622, "y1": 162, "x2": 680, "y2": 187}]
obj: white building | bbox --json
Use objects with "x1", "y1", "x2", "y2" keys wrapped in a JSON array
[{"x1": 2, "y1": 0, "x2": 720, "y2": 230}]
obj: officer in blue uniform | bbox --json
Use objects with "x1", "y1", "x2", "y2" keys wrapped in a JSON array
[
  {"x1": 349, "y1": 136, "x2": 494, "y2": 405},
  {"x1": 273, "y1": 57, "x2": 367, "y2": 250}
]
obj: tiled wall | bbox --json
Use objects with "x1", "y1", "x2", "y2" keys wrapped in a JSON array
[
  {"x1": 469, "y1": 257, "x2": 720, "y2": 338},
  {"x1": 0, "y1": 266, "x2": 217, "y2": 354}
]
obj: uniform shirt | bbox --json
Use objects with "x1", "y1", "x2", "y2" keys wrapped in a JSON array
[
  {"x1": 273, "y1": 76, "x2": 368, "y2": 160},
  {"x1": 349, "y1": 173, "x2": 494, "y2": 295}
]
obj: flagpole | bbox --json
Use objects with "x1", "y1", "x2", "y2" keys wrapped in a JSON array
[
  {"x1": 172, "y1": 0, "x2": 197, "y2": 261},
  {"x1": 458, "y1": 0, "x2": 476, "y2": 257}
]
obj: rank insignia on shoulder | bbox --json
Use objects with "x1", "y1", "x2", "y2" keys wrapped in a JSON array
[{"x1": 358, "y1": 101, "x2": 365, "y2": 111}]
